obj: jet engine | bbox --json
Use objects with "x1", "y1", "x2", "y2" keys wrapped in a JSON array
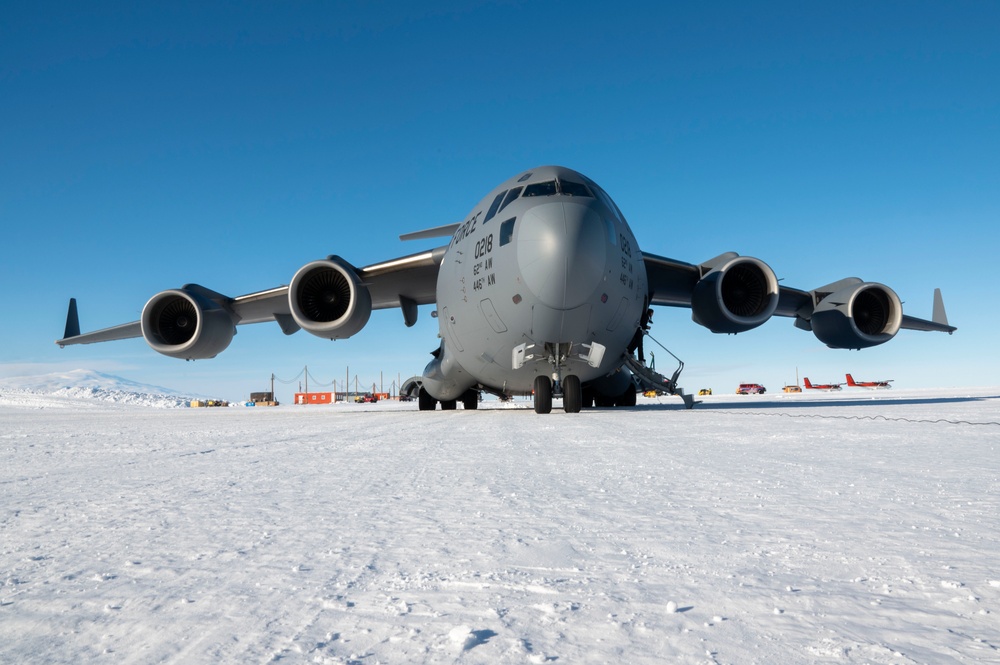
[
  {"x1": 810, "y1": 281, "x2": 902, "y2": 349},
  {"x1": 691, "y1": 255, "x2": 780, "y2": 334},
  {"x1": 288, "y1": 256, "x2": 372, "y2": 339},
  {"x1": 141, "y1": 288, "x2": 237, "y2": 360}
]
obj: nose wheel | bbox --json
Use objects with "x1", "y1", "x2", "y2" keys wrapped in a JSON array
[
  {"x1": 533, "y1": 375, "x2": 552, "y2": 414},
  {"x1": 533, "y1": 374, "x2": 582, "y2": 414},
  {"x1": 562, "y1": 374, "x2": 582, "y2": 413}
]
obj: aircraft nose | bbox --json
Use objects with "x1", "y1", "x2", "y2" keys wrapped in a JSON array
[{"x1": 517, "y1": 201, "x2": 607, "y2": 310}]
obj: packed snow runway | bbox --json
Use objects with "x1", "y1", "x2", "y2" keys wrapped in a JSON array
[{"x1": 2, "y1": 386, "x2": 999, "y2": 664}]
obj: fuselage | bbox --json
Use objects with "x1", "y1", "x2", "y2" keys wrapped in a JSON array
[{"x1": 430, "y1": 166, "x2": 647, "y2": 398}]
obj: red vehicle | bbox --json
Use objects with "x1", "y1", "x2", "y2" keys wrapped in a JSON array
[{"x1": 736, "y1": 383, "x2": 766, "y2": 395}]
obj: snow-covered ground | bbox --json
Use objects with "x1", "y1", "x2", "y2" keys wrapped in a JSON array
[{"x1": 2, "y1": 376, "x2": 999, "y2": 664}]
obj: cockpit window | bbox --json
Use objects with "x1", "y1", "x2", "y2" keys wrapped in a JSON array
[
  {"x1": 499, "y1": 217, "x2": 516, "y2": 246},
  {"x1": 559, "y1": 179, "x2": 592, "y2": 197},
  {"x1": 483, "y1": 190, "x2": 507, "y2": 223},
  {"x1": 498, "y1": 186, "x2": 523, "y2": 213},
  {"x1": 590, "y1": 182, "x2": 624, "y2": 222},
  {"x1": 604, "y1": 217, "x2": 617, "y2": 246},
  {"x1": 523, "y1": 180, "x2": 557, "y2": 197}
]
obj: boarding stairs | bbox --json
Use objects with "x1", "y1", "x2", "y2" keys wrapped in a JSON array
[{"x1": 621, "y1": 333, "x2": 697, "y2": 409}]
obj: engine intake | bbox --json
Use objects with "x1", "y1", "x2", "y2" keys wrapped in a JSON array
[
  {"x1": 811, "y1": 282, "x2": 902, "y2": 349},
  {"x1": 141, "y1": 288, "x2": 236, "y2": 360},
  {"x1": 289, "y1": 256, "x2": 372, "y2": 339},
  {"x1": 691, "y1": 256, "x2": 779, "y2": 333}
]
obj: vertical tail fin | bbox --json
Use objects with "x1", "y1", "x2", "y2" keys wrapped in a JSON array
[
  {"x1": 804, "y1": 377, "x2": 813, "y2": 389},
  {"x1": 846, "y1": 373, "x2": 857, "y2": 387}
]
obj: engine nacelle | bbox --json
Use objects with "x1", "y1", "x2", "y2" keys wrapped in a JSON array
[
  {"x1": 289, "y1": 256, "x2": 372, "y2": 339},
  {"x1": 691, "y1": 256, "x2": 779, "y2": 334},
  {"x1": 141, "y1": 289, "x2": 236, "y2": 360},
  {"x1": 811, "y1": 282, "x2": 902, "y2": 349}
]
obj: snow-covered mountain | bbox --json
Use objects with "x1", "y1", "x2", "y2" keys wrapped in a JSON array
[{"x1": 0, "y1": 369, "x2": 193, "y2": 408}]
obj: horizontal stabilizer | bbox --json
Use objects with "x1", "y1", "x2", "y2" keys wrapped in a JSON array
[{"x1": 399, "y1": 223, "x2": 461, "y2": 242}]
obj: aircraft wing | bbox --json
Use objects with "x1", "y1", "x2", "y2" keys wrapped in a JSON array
[
  {"x1": 642, "y1": 253, "x2": 702, "y2": 307},
  {"x1": 642, "y1": 251, "x2": 810, "y2": 312},
  {"x1": 57, "y1": 245, "x2": 447, "y2": 348},
  {"x1": 642, "y1": 251, "x2": 956, "y2": 344},
  {"x1": 768, "y1": 283, "x2": 954, "y2": 334},
  {"x1": 361, "y1": 245, "x2": 447, "y2": 309}
]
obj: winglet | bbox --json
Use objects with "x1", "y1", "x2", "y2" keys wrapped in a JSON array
[
  {"x1": 62, "y1": 298, "x2": 81, "y2": 342},
  {"x1": 932, "y1": 288, "x2": 951, "y2": 331}
]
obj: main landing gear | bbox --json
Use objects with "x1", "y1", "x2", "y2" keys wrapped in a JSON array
[{"x1": 418, "y1": 387, "x2": 480, "y2": 411}]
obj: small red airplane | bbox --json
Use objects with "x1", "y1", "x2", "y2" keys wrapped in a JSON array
[
  {"x1": 803, "y1": 377, "x2": 843, "y2": 391},
  {"x1": 846, "y1": 374, "x2": 893, "y2": 389}
]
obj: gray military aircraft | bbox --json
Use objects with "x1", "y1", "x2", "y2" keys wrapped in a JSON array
[{"x1": 57, "y1": 165, "x2": 956, "y2": 413}]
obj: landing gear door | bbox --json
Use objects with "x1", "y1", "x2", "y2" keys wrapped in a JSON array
[
  {"x1": 512, "y1": 343, "x2": 528, "y2": 370},
  {"x1": 582, "y1": 342, "x2": 606, "y2": 368}
]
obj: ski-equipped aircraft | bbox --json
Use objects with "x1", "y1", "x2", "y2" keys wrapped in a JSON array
[
  {"x1": 846, "y1": 374, "x2": 894, "y2": 389},
  {"x1": 56, "y1": 165, "x2": 956, "y2": 414},
  {"x1": 803, "y1": 377, "x2": 844, "y2": 391}
]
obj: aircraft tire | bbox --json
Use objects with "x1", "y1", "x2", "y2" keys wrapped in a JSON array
[
  {"x1": 441, "y1": 399, "x2": 457, "y2": 410},
  {"x1": 533, "y1": 375, "x2": 552, "y2": 414},
  {"x1": 462, "y1": 389, "x2": 479, "y2": 410},
  {"x1": 616, "y1": 386, "x2": 638, "y2": 407},
  {"x1": 594, "y1": 393, "x2": 615, "y2": 408},
  {"x1": 563, "y1": 375, "x2": 582, "y2": 413},
  {"x1": 418, "y1": 388, "x2": 437, "y2": 411}
]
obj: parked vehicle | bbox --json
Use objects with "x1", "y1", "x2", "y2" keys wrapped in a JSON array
[{"x1": 736, "y1": 383, "x2": 766, "y2": 395}]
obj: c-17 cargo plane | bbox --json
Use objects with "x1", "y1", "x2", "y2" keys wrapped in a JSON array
[{"x1": 57, "y1": 165, "x2": 956, "y2": 414}]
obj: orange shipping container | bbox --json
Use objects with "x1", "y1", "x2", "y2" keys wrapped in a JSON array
[{"x1": 295, "y1": 392, "x2": 333, "y2": 405}]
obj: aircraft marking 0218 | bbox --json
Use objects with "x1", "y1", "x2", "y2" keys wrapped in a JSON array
[{"x1": 56, "y1": 165, "x2": 956, "y2": 414}]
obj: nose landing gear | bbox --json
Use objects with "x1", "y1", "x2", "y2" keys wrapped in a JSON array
[
  {"x1": 533, "y1": 375, "x2": 552, "y2": 414},
  {"x1": 532, "y1": 373, "x2": 583, "y2": 414},
  {"x1": 529, "y1": 341, "x2": 588, "y2": 414}
]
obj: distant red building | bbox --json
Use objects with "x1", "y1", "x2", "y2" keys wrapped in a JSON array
[{"x1": 295, "y1": 392, "x2": 333, "y2": 405}]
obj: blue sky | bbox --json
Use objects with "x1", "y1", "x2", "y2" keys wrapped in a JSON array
[{"x1": 3, "y1": 1, "x2": 998, "y2": 401}]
